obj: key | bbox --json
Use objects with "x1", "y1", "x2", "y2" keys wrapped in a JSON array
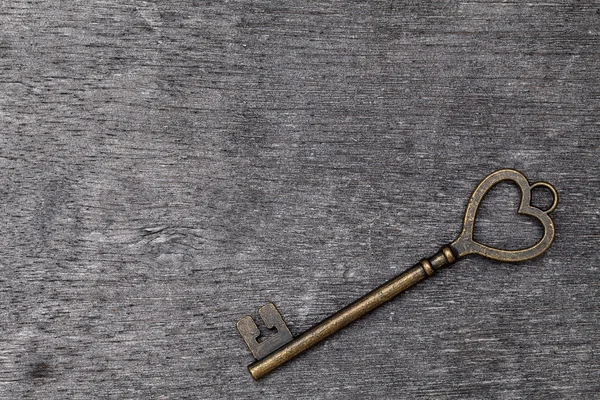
[{"x1": 237, "y1": 169, "x2": 558, "y2": 380}]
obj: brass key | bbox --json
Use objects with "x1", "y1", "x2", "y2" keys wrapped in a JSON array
[{"x1": 237, "y1": 169, "x2": 558, "y2": 380}]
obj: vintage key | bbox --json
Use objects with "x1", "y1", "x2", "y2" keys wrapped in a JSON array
[{"x1": 237, "y1": 169, "x2": 558, "y2": 380}]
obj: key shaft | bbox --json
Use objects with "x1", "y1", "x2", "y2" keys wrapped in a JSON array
[{"x1": 247, "y1": 246, "x2": 457, "y2": 380}]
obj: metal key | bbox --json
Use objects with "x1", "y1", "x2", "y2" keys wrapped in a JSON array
[{"x1": 237, "y1": 169, "x2": 558, "y2": 380}]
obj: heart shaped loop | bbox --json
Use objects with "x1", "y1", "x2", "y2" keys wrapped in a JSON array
[{"x1": 451, "y1": 169, "x2": 558, "y2": 262}]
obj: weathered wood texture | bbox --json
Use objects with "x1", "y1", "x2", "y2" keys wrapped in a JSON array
[{"x1": 0, "y1": 1, "x2": 598, "y2": 399}]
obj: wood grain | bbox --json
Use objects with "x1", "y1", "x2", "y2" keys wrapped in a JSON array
[{"x1": 0, "y1": 1, "x2": 598, "y2": 398}]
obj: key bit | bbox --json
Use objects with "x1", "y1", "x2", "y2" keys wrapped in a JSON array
[
  {"x1": 237, "y1": 303, "x2": 293, "y2": 360},
  {"x1": 237, "y1": 169, "x2": 559, "y2": 380}
]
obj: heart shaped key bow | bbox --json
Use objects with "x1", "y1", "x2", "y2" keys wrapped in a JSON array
[{"x1": 451, "y1": 169, "x2": 558, "y2": 262}]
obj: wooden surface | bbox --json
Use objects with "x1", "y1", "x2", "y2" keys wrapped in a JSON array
[{"x1": 0, "y1": 1, "x2": 598, "y2": 399}]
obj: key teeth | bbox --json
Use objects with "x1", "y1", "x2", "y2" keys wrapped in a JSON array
[
  {"x1": 259, "y1": 303, "x2": 281, "y2": 329},
  {"x1": 236, "y1": 316, "x2": 259, "y2": 338},
  {"x1": 237, "y1": 302, "x2": 293, "y2": 360}
]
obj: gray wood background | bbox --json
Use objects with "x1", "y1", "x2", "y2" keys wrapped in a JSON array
[{"x1": 0, "y1": 1, "x2": 598, "y2": 399}]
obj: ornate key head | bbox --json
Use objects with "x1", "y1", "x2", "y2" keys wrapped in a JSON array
[{"x1": 451, "y1": 169, "x2": 559, "y2": 262}]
